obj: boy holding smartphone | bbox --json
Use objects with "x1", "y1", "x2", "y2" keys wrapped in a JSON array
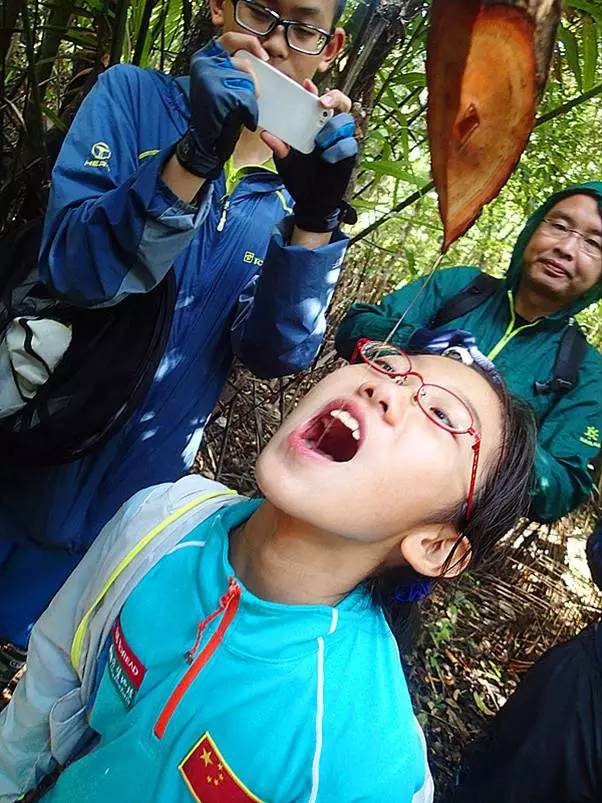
[{"x1": 0, "y1": 0, "x2": 356, "y2": 683}]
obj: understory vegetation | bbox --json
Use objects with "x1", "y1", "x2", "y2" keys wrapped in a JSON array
[{"x1": 2, "y1": 0, "x2": 602, "y2": 796}]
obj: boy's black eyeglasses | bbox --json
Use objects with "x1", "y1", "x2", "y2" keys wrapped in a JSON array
[{"x1": 232, "y1": 0, "x2": 334, "y2": 55}]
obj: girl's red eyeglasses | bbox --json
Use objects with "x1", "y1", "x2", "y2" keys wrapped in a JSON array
[{"x1": 351, "y1": 339, "x2": 482, "y2": 520}]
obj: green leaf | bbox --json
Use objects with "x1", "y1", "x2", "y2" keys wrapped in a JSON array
[
  {"x1": 566, "y1": 0, "x2": 602, "y2": 24},
  {"x1": 582, "y1": 18, "x2": 598, "y2": 91},
  {"x1": 473, "y1": 691, "x2": 496, "y2": 717},
  {"x1": 352, "y1": 199, "x2": 380, "y2": 211},
  {"x1": 361, "y1": 159, "x2": 428, "y2": 185},
  {"x1": 559, "y1": 25, "x2": 582, "y2": 90},
  {"x1": 398, "y1": 71, "x2": 426, "y2": 88},
  {"x1": 41, "y1": 104, "x2": 67, "y2": 132}
]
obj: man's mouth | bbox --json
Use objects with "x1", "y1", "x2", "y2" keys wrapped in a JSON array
[
  {"x1": 290, "y1": 401, "x2": 363, "y2": 463},
  {"x1": 540, "y1": 258, "x2": 572, "y2": 280}
]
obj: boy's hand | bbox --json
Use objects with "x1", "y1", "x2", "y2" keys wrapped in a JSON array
[
  {"x1": 176, "y1": 38, "x2": 263, "y2": 180},
  {"x1": 266, "y1": 83, "x2": 358, "y2": 234}
]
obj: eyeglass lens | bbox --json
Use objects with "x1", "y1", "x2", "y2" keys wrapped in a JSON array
[
  {"x1": 543, "y1": 219, "x2": 602, "y2": 258},
  {"x1": 360, "y1": 343, "x2": 473, "y2": 433},
  {"x1": 235, "y1": 0, "x2": 329, "y2": 54}
]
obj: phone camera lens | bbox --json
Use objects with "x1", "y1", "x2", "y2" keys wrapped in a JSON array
[{"x1": 322, "y1": 111, "x2": 329, "y2": 118}]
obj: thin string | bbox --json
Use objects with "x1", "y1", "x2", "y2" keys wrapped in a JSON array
[
  {"x1": 380, "y1": 252, "x2": 444, "y2": 346},
  {"x1": 315, "y1": 252, "x2": 445, "y2": 450}
]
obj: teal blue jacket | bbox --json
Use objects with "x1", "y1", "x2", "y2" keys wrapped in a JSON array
[
  {"x1": 337, "y1": 183, "x2": 602, "y2": 523},
  {"x1": 42, "y1": 500, "x2": 433, "y2": 802}
]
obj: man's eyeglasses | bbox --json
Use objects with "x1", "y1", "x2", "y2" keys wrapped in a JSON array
[
  {"x1": 541, "y1": 217, "x2": 602, "y2": 259},
  {"x1": 232, "y1": 0, "x2": 334, "y2": 55},
  {"x1": 351, "y1": 339, "x2": 482, "y2": 520}
]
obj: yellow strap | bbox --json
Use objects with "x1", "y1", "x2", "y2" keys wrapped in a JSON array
[
  {"x1": 486, "y1": 290, "x2": 540, "y2": 362},
  {"x1": 70, "y1": 489, "x2": 236, "y2": 670}
]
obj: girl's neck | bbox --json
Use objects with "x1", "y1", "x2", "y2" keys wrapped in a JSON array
[{"x1": 229, "y1": 502, "x2": 392, "y2": 607}]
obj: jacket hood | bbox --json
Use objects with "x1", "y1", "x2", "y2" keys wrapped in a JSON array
[{"x1": 507, "y1": 181, "x2": 602, "y2": 318}]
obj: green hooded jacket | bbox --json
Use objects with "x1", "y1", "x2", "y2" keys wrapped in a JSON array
[{"x1": 336, "y1": 182, "x2": 602, "y2": 524}]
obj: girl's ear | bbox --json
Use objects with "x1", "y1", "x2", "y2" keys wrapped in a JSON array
[{"x1": 399, "y1": 523, "x2": 472, "y2": 579}]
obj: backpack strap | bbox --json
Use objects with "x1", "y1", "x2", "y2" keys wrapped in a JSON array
[
  {"x1": 429, "y1": 273, "x2": 503, "y2": 329},
  {"x1": 534, "y1": 320, "x2": 588, "y2": 395},
  {"x1": 70, "y1": 489, "x2": 237, "y2": 671}
]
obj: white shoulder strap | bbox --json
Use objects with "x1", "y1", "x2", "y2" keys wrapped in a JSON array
[{"x1": 71, "y1": 488, "x2": 237, "y2": 670}]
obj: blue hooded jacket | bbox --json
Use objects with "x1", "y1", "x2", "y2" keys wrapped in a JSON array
[{"x1": 0, "y1": 64, "x2": 347, "y2": 647}]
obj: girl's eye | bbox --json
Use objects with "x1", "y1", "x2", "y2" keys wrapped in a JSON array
[
  {"x1": 429, "y1": 405, "x2": 454, "y2": 429},
  {"x1": 551, "y1": 221, "x2": 569, "y2": 233},
  {"x1": 585, "y1": 237, "x2": 602, "y2": 253},
  {"x1": 373, "y1": 357, "x2": 397, "y2": 373}
]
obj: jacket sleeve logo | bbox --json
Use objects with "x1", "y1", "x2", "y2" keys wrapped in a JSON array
[
  {"x1": 179, "y1": 732, "x2": 264, "y2": 802},
  {"x1": 108, "y1": 615, "x2": 146, "y2": 708},
  {"x1": 85, "y1": 141, "x2": 112, "y2": 170},
  {"x1": 580, "y1": 425, "x2": 601, "y2": 449}
]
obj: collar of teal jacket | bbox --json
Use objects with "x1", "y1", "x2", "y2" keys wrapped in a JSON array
[
  {"x1": 195, "y1": 499, "x2": 376, "y2": 661},
  {"x1": 506, "y1": 181, "x2": 602, "y2": 320}
]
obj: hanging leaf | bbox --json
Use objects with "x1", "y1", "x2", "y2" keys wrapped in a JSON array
[
  {"x1": 558, "y1": 24, "x2": 583, "y2": 90},
  {"x1": 427, "y1": 0, "x2": 537, "y2": 250},
  {"x1": 582, "y1": 17, "x2": 598, "y2": 91},
  {"x1": 426, "y1": 0, "x2": 561, "y2": 251}
]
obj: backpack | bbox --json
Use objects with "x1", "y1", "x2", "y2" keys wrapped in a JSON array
[
  {"x1": 429, "y1": 273, "x2": 588, "y2": 395},
  {"x1": 0, "y1": 218, "x2": 176, "y2": 467}
]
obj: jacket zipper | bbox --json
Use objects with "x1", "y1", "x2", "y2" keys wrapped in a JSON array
[
  {"x1": 217, "y1": 197, "x2": 231, "y2": 232},
  {"x1": 486, "y1": 290, "x2": 541, "y2": 362},
  {"x1": 153, "y1": 577, "x2": 241, "y2": 740}
]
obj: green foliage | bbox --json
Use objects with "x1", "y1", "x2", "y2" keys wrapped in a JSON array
[
  {"x1": 348, "y1": 4, "x2": 602, "y2": 348},
  {"x1": 2, "y1": 0, "x2": 602, "y2": 350}
]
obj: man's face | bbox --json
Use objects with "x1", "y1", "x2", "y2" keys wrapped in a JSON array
[
  {"x1": 211, "y1": 0, "x2": 345, "y2": 83},
  {"x1": 522, "y1": 194, "x2": 602, "y2": 307},
  {"x1": 256, "y1": 355, "x2": 502, "y2": 545}
]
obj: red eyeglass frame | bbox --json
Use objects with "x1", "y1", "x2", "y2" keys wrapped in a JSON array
[{"x1": 351, "y1": 338, "x2": 482, "y2": 520}]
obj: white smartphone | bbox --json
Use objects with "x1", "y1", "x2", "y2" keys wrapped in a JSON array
[{"x1": 234, "y1": 50, "x2": 334, "y2": 154}]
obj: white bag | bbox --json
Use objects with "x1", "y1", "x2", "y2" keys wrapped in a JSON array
[{"x1": 0, "y1": 317, "x2": 72, "y2": 419}]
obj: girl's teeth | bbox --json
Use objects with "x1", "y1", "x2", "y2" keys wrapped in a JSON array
[{"x1": 329, "y1": 408, "x2": 361, "y2": 439}]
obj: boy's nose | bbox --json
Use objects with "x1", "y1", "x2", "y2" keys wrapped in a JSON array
[{"x1": 260, "y1": 24, "x2": 290, "y2": 59}]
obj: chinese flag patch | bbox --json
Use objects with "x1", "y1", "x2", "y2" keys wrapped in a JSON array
[{"x1": 179, "y1": 732, "x2": 264, "y2": 802}]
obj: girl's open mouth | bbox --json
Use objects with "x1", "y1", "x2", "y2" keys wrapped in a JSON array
[{"x1": 292, "y1": 401, "x2": 363, "y2": 462}]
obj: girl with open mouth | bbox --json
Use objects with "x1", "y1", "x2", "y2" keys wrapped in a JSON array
[{"x1": 0, "y1": 341, "x2": 535, "y2": 803}]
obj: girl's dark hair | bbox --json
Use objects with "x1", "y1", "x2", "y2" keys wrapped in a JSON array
[{"x1": 368, "y1": 366, "x2": 537, "y2": 630}]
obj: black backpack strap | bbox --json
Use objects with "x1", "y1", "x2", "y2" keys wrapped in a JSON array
[
  {"x1": 429, "y1": 273, "x2": 503, "y2": 328},
  {"x1": 534, "y1": 320, "x2": 588, "y2": 395}
]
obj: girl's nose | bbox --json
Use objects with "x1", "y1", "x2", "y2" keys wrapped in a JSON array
[{"x1": 358, "y1": 377, "x2": 411, "y2": 426}]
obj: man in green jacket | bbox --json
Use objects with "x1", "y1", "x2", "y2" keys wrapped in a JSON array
[{"x1": 337, "y1": 182, "x2": 602, "y2": 523}]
